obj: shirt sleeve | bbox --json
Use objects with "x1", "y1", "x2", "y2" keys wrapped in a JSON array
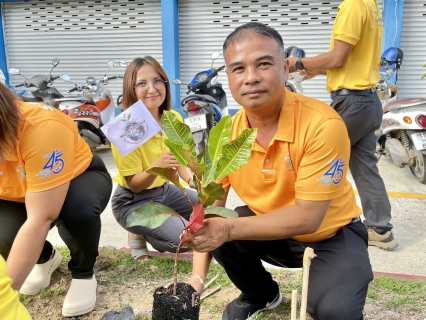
[
  {"x1": 333, "y1": 0, "x2": 367, "y2": 46},
  {"x1": 21, "y1": 120, "x2": 75, "y2": 193},
  {"x1": 295, "y1": 118, "x2": 351, "y2": 201},
  {"x1": 112, "y1": 145, "x2": 144, "y2": 177}
]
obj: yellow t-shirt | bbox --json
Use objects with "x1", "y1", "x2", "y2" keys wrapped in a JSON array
[
  {"x1": 112, "y1": 110, "x2": 183, "y2": 189},
  {"x1": 221, "y1": 89, "x2": 361, "y2": 243},
  {"x1": 0, "y1": 102, "x2": 93, "y2": 203},
  {"x1": 0, "y1": 256, "x2": 32, "y2": 320},
  {"x1": 327, "y1": 0, "x2": 384, "y2": 92}
]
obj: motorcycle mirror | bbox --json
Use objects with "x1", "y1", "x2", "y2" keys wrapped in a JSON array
[
  {"x1": 172, "y1": 79, "x2": 182, "y2": 85},
  {"x1": 9, "y1": 68, "x2": 20, "y2": 75},
  {"x1": 119, "y1": 60, "x2": 128, "y2": 68},
  {"x1": 52, "y1": 58, "x2": 60, "y2": 67},
  {"x1": 107, "y1": 60, "x2": 115, "y2": 69},
  {"x1": 211, "y1": 51, "x2": 221, "y2": 60},
  {"x1": 86, "y1": 77, "x2": 96, "y2": 85},
  {"x1": 62, "y1": 74, "x2": 71, "y2": 82}
]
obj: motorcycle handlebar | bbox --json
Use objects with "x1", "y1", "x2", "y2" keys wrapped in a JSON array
[
  {"x1": 52, "y1": 75, "x2": 60, "y2": 80},
  {"x1": 67, "y1": 87, "x2": 79, "y2": 93},
  {"x1": 16, "y1": 83, "x2": 25, "y2": 87}
]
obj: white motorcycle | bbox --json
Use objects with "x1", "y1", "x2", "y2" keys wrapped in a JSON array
[
  {"x1": 55, "y1": 60, "x2": 127, "y2": 149},
  {"x1": 375, "y1": 47, "x2": 426, "y2": 183}
]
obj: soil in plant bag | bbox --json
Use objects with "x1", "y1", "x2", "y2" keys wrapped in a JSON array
[{"x1": 152, "y1": 282, "x2": 200, "y2": 320}]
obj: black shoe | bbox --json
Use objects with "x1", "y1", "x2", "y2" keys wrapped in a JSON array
[{"x1": 221, "y1": 289, "x2": 282, "y2": 320}]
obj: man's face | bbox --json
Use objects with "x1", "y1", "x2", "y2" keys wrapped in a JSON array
[{"x1": 225, "y1": 32, "x2": 289, "y2": 110}]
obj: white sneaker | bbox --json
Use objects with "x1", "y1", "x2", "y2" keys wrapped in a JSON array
[
  {"x1": 62, "y1": 276, "x2": 97, "y2": 317},
  {"x1": 19, "y1": 249, "x2": 62, "y2": 295}
]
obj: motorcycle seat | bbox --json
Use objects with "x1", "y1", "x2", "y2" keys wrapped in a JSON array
[
  {"x1": 54, "y1": 96, "x2": 96, "y2": 105},
  {"x1": 181, "y1": 93, "x2": 217, "y2": 106},
  {"x1": 384, "y1": 97, "x2": 426, "y2": 113}
]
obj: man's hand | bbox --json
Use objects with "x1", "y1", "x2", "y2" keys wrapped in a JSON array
[
  {"x1": 183, "y1": 218, "x2": 230, "y2": 252},
  {"x1": 287, "y1": 57, "x2": 298, "y2": 73}
]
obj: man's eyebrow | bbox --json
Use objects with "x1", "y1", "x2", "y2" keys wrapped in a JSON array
[{"x1": 227, "y1": 55, "x2": 275, "y2": 69}]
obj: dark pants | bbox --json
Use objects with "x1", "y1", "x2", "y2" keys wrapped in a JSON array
[
  {"x1": 331, "y1": 92, "x2": 392, "y2": 233},
  {"x1": 112, "y1": 182, "x2": 198, "y2": 253},
  {"x1": 211, "y1": 206, "x2": 373, "y2": 320},
  {"x1": 0, "y1": 154, "x2": 112, "y2": 279}
]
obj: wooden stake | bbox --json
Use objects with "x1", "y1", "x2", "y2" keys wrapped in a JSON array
[
  {"x1": 291, "y1": 289, "x2": 298, "y2": 320},
  {"x1": 200, "y1": 285, "x2": 221, "y2": 301},
  {"x1": 300, "y1": 247, "x2": 316, "y2": 320},
  {"x1": 203, "y1": 274, "x2": 220, "y2": 291}
]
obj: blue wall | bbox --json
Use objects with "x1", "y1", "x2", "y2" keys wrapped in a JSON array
[
  {"x1": 161, "y1": 0, "x2": 185, "y2": 117},
  {"x1": 381, "y1": 0, "x2": 404, "y2": 84},
  {"x1": 0, "y1": 4, "x2": 8, "y2": 85}
]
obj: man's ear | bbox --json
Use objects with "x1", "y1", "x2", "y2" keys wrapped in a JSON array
[{"x1": 283, "y1": 58, "x2": 290, "y2": 81}]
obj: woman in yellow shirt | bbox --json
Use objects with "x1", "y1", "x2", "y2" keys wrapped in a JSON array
[
  {"x1": 0, "y1": 83, "x2": 112, "y2": 317},
  {"x1": 111, "y1": 56, "x2": 197, "y2": 261}
]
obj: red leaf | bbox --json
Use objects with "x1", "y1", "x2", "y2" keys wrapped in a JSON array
[{"x1": 179, "y1": 203, "x2": 205, "y2": 247}]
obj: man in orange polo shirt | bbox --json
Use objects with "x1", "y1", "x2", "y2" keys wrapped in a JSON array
[{"x1": 186, "y1": 22, "x2": 373, "y2": 320}]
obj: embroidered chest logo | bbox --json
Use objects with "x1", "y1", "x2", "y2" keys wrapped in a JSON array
[
  {"x1": 16, "y1": 166, "x2": 26, "y2": 180},
  {"x1": 36, "y1": 149, "x2": 65, "y2": 179},
  {"x1": 317, "y1": 158, "x2": 345, "y2": 186},
  {"x1": 284, "y1": 153, "x2": 294, "y2": 174}
]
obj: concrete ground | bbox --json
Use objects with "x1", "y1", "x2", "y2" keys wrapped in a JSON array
[{"x1": 47, "y1": 148, "x2": 426, "y2": 277}]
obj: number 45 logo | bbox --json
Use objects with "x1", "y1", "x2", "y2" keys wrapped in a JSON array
[
  {"x1": 43, "y1": 149, "x2": 65, "y2": 174},
  {"x1": 323, "y1": 158, "x2": 345, "y2": 185}
]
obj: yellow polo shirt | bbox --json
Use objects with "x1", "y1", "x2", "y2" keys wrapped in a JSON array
[
  {"x1": 112, "y1": 110, "x2": 183, "y2": 189},
  {"x1": 0, "y1": 256, "x2": 32, "y2": 320},
  {"x1": 0, "y1": 102, "x2": 92, "y2": 203},
  {"x1": 221, "y1": 89, "x2": 361, "y2": 242},
  {"x1": 327, "y1": 0, "x2": 383, "y2": 92}
]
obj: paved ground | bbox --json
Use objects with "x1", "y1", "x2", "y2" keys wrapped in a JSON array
[{"x1": 47, "y1": 148, "x2": 426, "y2": 277}]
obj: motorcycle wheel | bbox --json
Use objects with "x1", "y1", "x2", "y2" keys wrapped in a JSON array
[{"x1": 409, "y1": 149, "x2": 426, "y2": 184}]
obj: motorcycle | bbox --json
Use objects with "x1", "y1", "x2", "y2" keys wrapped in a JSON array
[
  {"x1": 173, "y1": 51, "x2": 228, "y2": 155},
  {"x1": 375, "y1": 47, "x2": 426, "y2": 183},
  {"x1": 8, "y1": 58, "x2": 69, "y2": 106},
  {"x1": 55, "y1": 60, "x2": 127, "y2": 149}
]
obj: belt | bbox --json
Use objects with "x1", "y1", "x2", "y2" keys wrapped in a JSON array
[
  {"x1": 330, "y1": 88, "x2": 376, "y2": 99},
  {"x1": 351, "y1": 217, "x2": 361, "y2": 224}
]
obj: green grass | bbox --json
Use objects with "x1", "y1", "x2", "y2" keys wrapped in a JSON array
[
  {"x1": 369, "y1": 276, "x2": 426, "y2": 309},
  {"x1": 40, "y1": 287, "x2": 64, "y2": 298}
]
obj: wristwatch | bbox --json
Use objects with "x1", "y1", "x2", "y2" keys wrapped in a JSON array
[{"x1": 295, "y1": 58, "x2": 305, "y2": 71}]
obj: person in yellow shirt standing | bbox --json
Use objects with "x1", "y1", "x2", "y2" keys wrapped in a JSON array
[
  {"x1": 185, "y1": 22, "x2": 373, "y2": 320},
  {"x1": 288, "y1": 0, "x2": 397, "y2": 250}
]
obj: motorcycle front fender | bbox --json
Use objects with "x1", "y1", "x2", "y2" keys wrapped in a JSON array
[{"x1": 192, "y1": 131, "x2": 206, "y2": 144}]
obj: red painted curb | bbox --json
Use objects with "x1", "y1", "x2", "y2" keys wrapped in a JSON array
[
  {"x1": 373, "y1": 271, "x2": 426, "y2": 282},
  {"x1": 119, "y1": 248, "x2": 426, "y2": 282}
]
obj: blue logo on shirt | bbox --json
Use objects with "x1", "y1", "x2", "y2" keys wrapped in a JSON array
[{"x1": 317, "y1": 158, "x2": 345, "y2": 186}]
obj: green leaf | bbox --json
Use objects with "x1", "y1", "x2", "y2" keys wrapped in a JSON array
[
  {"x1": 215, "y1": 128, "x2": 257, "y2": 181},
  {"x1": 146, "y1": 167, "x2": 188, "y2": 197},
  {"x1": 204, "y1": 206, "x2": 238, "y2": 219},
  {"x1": 164, "y1": 140, "x2": 189, "y2": 167},
  {"x1": 126, "y1": 202, "x2": 182, "y2": 229},
  {"x1": 198, "y1": 182, "x2": 225, "y2": 207},
  {"x1": 205, "y1": 116, "x2": 232, "y2": 185},
  {"x1": 127, "y1": 113, "x2": 131, "y2": 120},
  {"x1": 183, "y1": 149, "x2": 206, "y2": 181},
  {"x1": 162, "y1": 111, "x2": 195, "y2": 153}
]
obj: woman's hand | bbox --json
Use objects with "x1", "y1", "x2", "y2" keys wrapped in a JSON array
[
  {"x1": 151, "y1": 151, "x2": 181, "y2": 169},
  {"x1": 187, "y1": 275, "x2": 204, "y2": 293}
]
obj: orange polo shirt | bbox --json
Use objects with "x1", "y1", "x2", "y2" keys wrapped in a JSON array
[
  {"x1": 221, "y1": 89, "x2": 361, "y2": 242},
  {"x1": 0, "y1": 102, "x2": 92, "y2": 203}
]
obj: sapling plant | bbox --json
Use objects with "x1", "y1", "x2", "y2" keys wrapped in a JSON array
[{"x1": 126, "y1": 111, "x2": 257, "y2": 296}]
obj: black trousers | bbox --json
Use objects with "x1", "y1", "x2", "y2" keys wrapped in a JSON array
[
  {"x1": 331, "y1": 92, "x2": 392, "y2": 233},
  {"x1": 0, "y1": 154, "x2": 112, "y2": 279},
  {"x1": 211, "y1": 206, "x2": 373, "y2": 320}
]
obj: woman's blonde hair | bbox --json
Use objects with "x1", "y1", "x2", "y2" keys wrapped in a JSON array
[
  {"x1": 122, "y1": 56, "x2": 171, "y2": 113},
  {"x1": 0, "y1": 83, "x2": 21, "y2": 162}
]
